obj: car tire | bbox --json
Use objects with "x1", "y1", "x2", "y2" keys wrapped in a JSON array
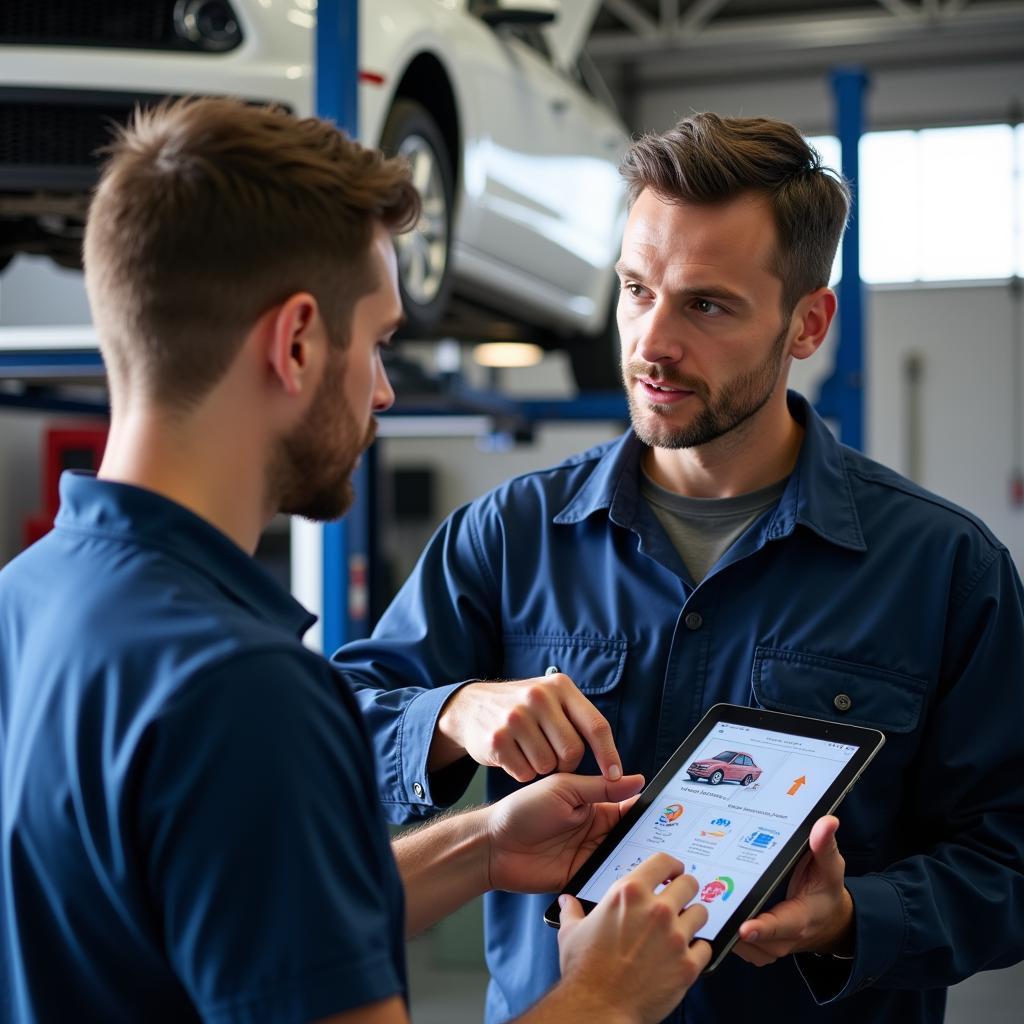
[
  {"x1": 741, "y1": 774, "x2": 754, "y2": 787},
  {"x1": 709, "y1": 770, "x2": 724, "y2": 785},
  {"x1": 379, "y1": 99, "x2": 454, "y2": 337}
]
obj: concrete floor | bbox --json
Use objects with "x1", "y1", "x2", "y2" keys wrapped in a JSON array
[{"x1": 406, "y1": 935, "x2": 1024, "y2": 1024}]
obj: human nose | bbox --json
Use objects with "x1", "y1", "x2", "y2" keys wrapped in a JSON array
[
  {"x1": 373, "y1": 352, "x2": 396, "y2": 413},
  {"x1": 633, "y1": 301, "x2": 687, "y2": 366}
]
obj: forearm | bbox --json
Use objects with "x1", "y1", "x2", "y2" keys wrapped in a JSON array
[
  {"x1": 512, "y1": 982, "x2": 636, "y2": 1024},
  {"x1": 392, "y1": 806, "x2": 490, "y2": 937}
]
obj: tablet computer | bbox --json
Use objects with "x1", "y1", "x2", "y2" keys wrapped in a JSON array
[{"x1": 543, "y1": 703, "x2": 885, "y2": 972}]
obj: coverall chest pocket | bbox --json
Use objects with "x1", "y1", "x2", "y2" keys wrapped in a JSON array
[
  {"x1": 751, "y1": 645, "x2": 930, "y2": 856},
  {"x1": 501, "y1": 634, "x2": 628, "y2": 742}
]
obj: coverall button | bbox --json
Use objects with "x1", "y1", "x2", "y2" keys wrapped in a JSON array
[
  {"x1": 412, "y1": 782, "x2": 425, "y2": 799},
  {"x1": 684, "y1": 611, "x2": 703, "y2": 630},
  {"x1": 544, "y1": 665, "x2": 560, "y2": 676},
  {"x1": 833, "y1": 693, "x2": 853, "y2": 712}
]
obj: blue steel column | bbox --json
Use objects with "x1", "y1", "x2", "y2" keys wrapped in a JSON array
[
  {"x1": 817, "y1": 66, "x2": 868, "y2": 451},
  {"x1": 317, "y1": 0, "x2": 369, "y2": 652}
]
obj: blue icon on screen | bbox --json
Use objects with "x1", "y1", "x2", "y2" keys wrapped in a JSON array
[{"x1": 741, "y1": 828, "x2": 781, "y2": 851}]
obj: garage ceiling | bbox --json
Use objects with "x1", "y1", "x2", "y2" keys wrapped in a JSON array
[{"x1": 586, "y1": 0, "x2": 1024, "y2": 82}]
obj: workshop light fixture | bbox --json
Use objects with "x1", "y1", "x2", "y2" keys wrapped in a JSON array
[{"x1": 472, "y1": 342, "x2": 544, "y2": 368}]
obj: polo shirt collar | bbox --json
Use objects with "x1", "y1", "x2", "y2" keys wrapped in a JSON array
[
  {"x1": 553, "y1": 390, "x2": 866, "y2": 553},
  {"x1": 55, "y1": 472, "x2": 316, "y2": 637}
]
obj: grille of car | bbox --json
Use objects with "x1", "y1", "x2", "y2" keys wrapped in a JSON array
[
  {"x1": 0, "y1": 92, "x2": 155, "y2": 191},
  {"x1": 0, "y1": 1, "x2": 243, "y2": 52}
]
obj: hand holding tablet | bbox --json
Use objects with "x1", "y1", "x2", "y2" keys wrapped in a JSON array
[
  {"x1": 732, "y1": 813, "x2": 855, "y2": 966},
  {"x1": 544, "y1": 703, "x2": 885, "y2": 973}
]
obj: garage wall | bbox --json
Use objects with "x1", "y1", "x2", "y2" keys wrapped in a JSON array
[{"x1": 2, "y1": 278, "x2": 1023, "y2": 577}]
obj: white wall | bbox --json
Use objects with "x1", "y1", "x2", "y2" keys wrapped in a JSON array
[{"x1": 868, "y1": 283, "x2": 1024, "y2": 565}]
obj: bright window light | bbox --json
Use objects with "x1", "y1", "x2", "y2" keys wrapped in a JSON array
[
  {"x1": 918, "y1": 124, "x2": 1014, "y2": 281},
  {"x1": 1016, "y1": 125, "x2": 1024, "y2": 277},
  {"x1": 860, "y1": 130, "x2": 921, "y2": 284},
  {"x1": 806, "y1": 134, "x2": 843, "y2": 286},
  {"x1": 811, "y1": 124, "x2": 1023, "y2": 285}
]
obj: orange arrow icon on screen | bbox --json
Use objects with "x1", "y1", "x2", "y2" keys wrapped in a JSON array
[{"x1": 787, "y1": 776, "x2": 807, "y2": 796}]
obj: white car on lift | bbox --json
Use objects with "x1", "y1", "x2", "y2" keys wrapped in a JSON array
[{"x1": 0, "y1": 0, "x2": 629, "y2": 387}]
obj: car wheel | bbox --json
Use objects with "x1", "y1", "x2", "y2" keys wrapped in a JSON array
[
  {"x1": 379, "y1": 100, "x2": 454, "y2": 337},
  {"x1": 709, "y1": 770, "x2": 724, "y2": 785},
  {"x1": 741, "y1": 774, "x2": 754, "y2": 787}
]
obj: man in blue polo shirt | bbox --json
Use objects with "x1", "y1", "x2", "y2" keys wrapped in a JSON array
[
  {"x1": 335, "y1": 113, "x2": 1024, "y2": 1024},
  {"x1": 0, "y1": 99, "x2": 713, "y2": 1024}
]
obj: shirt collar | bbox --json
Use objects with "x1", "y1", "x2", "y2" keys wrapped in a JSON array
[
  {"x1": 54, "y1": 472, "x2": 317, "y2": 637},
  {"x1": 553, "y1": 391, "x2": 866, "y2": 553}
]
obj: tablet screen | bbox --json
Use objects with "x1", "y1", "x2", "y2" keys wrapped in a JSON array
[
  {"x1": 576, "y1": 718, "x2": 861, "y2": 942},
  {"x1": 546, "y1": 703, "x2": 885, "y2": 970}
]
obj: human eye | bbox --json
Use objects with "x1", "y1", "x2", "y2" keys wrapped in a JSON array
[
  {"x1": 693, "y1": 297, "x2": 727, "y2": 317},
  {"x1": 622, "y1": 281, "x2": 649, "y2": 300}
]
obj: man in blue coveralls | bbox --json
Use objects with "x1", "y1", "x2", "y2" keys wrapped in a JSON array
[
  {"x1": 335, "y1": 113, "x2": 1024, "y2": 1024},
  {"x1": 0, "y1": 99, "x2": 713, "y2": 1023}
]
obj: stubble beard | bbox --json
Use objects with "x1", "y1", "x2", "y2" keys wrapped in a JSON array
[
  {"x1": 270, "y1": 353, "x2": 377, "y2": 522},
  {"x1": 624, "y1": 322, "x2": 790, "y2": 451}
]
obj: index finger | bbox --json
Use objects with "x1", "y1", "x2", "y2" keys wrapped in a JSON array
[
  {"x1": 624, "y1": 852, "x2": 686, "y2": 890},
  {"x1": 561, "y1": 685, "x2": 622, "y2": 781}
]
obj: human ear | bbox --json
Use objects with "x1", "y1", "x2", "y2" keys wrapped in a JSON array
[
  {"x1": 267, "y1": 292, "x2": 321, "y2": 396},
  {"x1": 790, "y1": 288, "x2": 837, "y2": 361}
]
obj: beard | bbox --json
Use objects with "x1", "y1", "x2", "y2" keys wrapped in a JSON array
[
  {"x1": 624, "y1": 320, "x2": 789, "y2": 450},
  {"x1": 269, "y1": 351, "x2": 377, "y2": 522}
]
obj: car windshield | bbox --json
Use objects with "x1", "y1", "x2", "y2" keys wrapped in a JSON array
[{"x1": 712, "y1": 751, "x2": 738, "y2": 761}]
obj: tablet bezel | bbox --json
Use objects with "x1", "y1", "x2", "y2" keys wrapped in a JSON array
[{"x1": 543, "y1": 702, "x2": 885, "y2": 972}]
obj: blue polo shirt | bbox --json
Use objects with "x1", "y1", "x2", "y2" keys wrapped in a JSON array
[
  {"x1": 0, "y1": 474, "x2": 406, "y2": 1023},
  {"x1": 336, "y1": 392, "x2": 1024, "y2": 1024}
]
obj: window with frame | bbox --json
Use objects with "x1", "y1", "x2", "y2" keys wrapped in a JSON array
[{"x1": 807, "y1": 124, "x2": 1024, "y2": 284}]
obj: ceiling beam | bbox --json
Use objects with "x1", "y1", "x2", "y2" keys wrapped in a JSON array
[
  {"x1": 603, "y1": 0, "x2": 659, "y2": 37},
  {"x1": 875, "y1": 0, "x2": 918, "y2": 18},
  {"x1": 587, "y1": 2, "x2": 1024, "y2": 63},
  {"x1": 679, "y1": 0, "x2": 732, "y2": 35},
  {"x1": 659, "y1": 0, "x2": 680, "y2": 29}
]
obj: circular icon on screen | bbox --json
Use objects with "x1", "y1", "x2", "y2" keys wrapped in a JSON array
[
  {"x1": 700, "y1": 876, "x2": 735, "y2": 903},
  {"x1": 657, "y1": 803, "x2": 684, "y2": 825}
]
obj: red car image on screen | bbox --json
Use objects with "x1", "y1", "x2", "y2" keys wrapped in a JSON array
[{"x1": 687, "y1": 751, "x2": 763, "y2": 787}]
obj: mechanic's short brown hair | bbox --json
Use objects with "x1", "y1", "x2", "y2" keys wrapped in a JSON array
[
  {"x1": 84, "y1": 96, "x2": 419, "y2": 409},
  {"x1": 620, "y1": 112, "x2": 850, "y2": 315}
]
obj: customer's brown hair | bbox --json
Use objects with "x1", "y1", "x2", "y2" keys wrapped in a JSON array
[
  {"x1": 84, "y1": 96, "x2": 419, "y2": 409},
  {"x1": 620, "y1": 112, "x2": 850, "y2": 315}
]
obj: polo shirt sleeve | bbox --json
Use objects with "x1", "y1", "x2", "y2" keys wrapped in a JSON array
[
  {"x1": 800, "y1": 546, "x2": 1024, "y2": 1002},
  {"x1": 335, "y1": 502, "x2": 503, "y2": 823},
  {"x1": 133, "y1": 648, "x2": 405, "y2": 1024}
]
